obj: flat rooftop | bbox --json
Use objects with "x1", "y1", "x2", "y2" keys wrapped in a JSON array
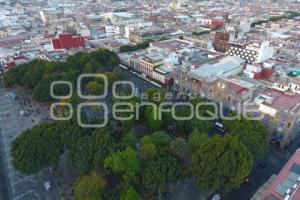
[
  {"x1": 141, "y1": 53, "x2": 164, "y2": 63},
  {"x1": 261, "y1": 149, "x2": 300, "y2": 200},
  {"x1": 151, "y1": 39, "x2": 193, "y2": 52},
  {"x1": 260, "y1": 88, "x2": 300, "y2": 112},
  {"x1": 154, "y1": 65, "x2": 173, "y2": 75},
  {"x1": 189, "y1": 56, "x2": 244, "y2": 81}
]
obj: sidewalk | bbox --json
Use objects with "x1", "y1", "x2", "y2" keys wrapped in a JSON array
[{"x1": 0, "y1": 80, "x2": 60, "y2": 200}]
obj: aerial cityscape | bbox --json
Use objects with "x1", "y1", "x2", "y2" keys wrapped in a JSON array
[{"x1": 0, "y1": 0, "x2": 299, "y2": 200}]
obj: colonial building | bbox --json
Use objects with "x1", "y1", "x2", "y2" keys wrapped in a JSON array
[
  {"x1": 255, "y1": 87, "x2": 300, "y2": 145},
  {"x1": 213, "y1": 30, "x2": 231, "y2": 52},
  {"x1": 175, "y1": 56, "x2": 246, "y2": 100}
]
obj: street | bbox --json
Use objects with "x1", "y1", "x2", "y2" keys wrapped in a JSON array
[
  {"x1": 223, "y1": 133, "x2": 300, "y2": 200},
  {"x1": 0, "y1": 79, "x2": 60, "y2": 200}
]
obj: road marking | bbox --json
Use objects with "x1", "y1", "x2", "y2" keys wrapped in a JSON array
[
  {"x1": 0, "y1": 102, "x2": 12, "y2": 108},
  {"x1": 6, "y1": 135, "x2": 17, "y2": 142},
  {"x1": 2, "y1": 123, "x2": 16, "y2": 130},
  {"x1": 4, "y1": 127, "x2": 18, "y2": 134},
  {"x1": 13, "y1": 189, "x2": 35, "y2": 200},
  {"x1": 0, "y1": 110, "x2": 12, "y2": 116},
  {"x1": 11, "y1": 174, "x2": 34, "y2": 185}
]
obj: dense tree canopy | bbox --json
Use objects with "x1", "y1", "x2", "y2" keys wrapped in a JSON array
[
  {"x1": 120, "y1": 131, "x2": 136, "y2": 150},
  {"x1": 170, "y1": 137, "x2": 189, "y2": 160},
  {"x1": 144, "y1": 87, "x2": 169, "y2": 104},
  {"x1": 144, "y1": 106, "x2": 162, "y2": 130},
  {"x1": 74, "y1": 171, "x2": 106, "y2": 200},
  {"x1": 142, "y1": 155, "x2": 180, "y2": 192},
  {"x1": 138, "y1": 143, "x2": 157, "y2": 163},
  {"x1": 86, "y1": 81, "x2": 104, "y2": 95},
  {"x1": 4, "y1": 49, "x2": 120, "y2": 102},
  {"x1": 224, "y1": 117, "x2": 269, "y2": 160},
  {"x1": 188, "y1": 129, "x2": 209, "y2": 153},
  {"x1": 119, "y1": 41, "x2": 150, "y2": 53},
  {"x1": 120, "y1": 187, "x2": 142, "y2": 200},
  {"x1": 68, "y1": 136, "x2": 95, "y2": 174},
  {"x1": 168, "y1": 97, "x2": 214, "y2": 136},
  {"x1": 11, "y1": 122, "x2": 63, "y2": 174},
  {"x1": 151, "y1": 131, "x2": 172, "y2": 148},
  {"x1": 113, "y1": 96, "x2": 141, "y2": 131},
  {"x1": 68, "y1": 128, "x2": 115, "y2": 174},
  {"x1": 104, "y1": 148, "x2": 141, "y2": 183},
  {"x1": 192, "y1": 135, "x2": 253, "y2": 192}
]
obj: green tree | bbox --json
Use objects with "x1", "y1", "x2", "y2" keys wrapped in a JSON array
[
  {"x1": 144, "y1": 106, "x2": 162, "y2": 130},
  {"x1": 170, "y1": 137, "x2": 189, "y2": 160},
  {"x1": 151, "y1": 131, "x2": 172, "y2": 148},
  {"x1": 144, "y1": 88, "x2": 168, "y2": 104},
  {"x1": 11, "y1": 122, "x2": 63, "y2": 174},
  {"x1": 20, "y1": 60, "x2": 46, "y2": 89},
  {"x1": 92, "y1": 128, "x2": 116, "y2": 168},
  {"x1": 109, "y1": 53, "x2": 120, "y2": 66},
  {"x1": 173, "y1": 107, "x2": 194, "y2": 134},
  {"x1": 142, "y1": 155, "x2": 180, "y2": 193},
  {"x1": 120, "y1": 187, "x2": 142, "y2": 200},
  {"x1": 4, "y1": 60, "x2": 43, "y2": 87},
  {"x1": 113, "y1": 97, "x2": 140, "y2": 131},
  {"x1": 86, "y1": 81, "x2": 104, "y2": 95},
  {"x1": 224, "y1": 117, "x2": 269, "y2": 160},
  {"x1": 119, "y1": 41, "x2": 150, "y2": 53},
  {"x1": 74, "y1": 171, "x2": 105, "y2": 200},
  {"x1": 171, "y1": 97, "x2": 214, "y2": 136},
  {"x1": 121, "y1": 131, "x2": 136, "y2": 149},
  {"x1": 104, "y1": 148, "x2": 141, "y2": 183},
  {"x1": 140, "y1": 135, "x2": 154, "y2": 146},
  {"x1": 57, "y1": 119, "x2": 85, "y2": 149},
  {"x1": 138, "y1": 143, "x2": 157, "y2": 163},
  {"x1": 190, "y1": 119, "x2": 212, "y2": 134},
  {"x1": 3, "y1": 48, "x2": 120, "y2": 103},
  {"x1": 68, "y1": 128, "x2": 115, "y2": 174},
  {"x1": 192, "y1": 135, "x2": 253, "y2": 192},
  {"x1": 68, "y1": 136, "x2": 94, "y2": 174},
  {"x1": 83, "y1": 62, "x2": 94, "y2": 73},
  {"x1": 63, "y1": 94, "x2": 80, "y2": 106},
  {"x1": 90, "y1": 48, "x2": 119, "y2": 67},
  {"x1": 33, "y1": 73, "x2": 68, "y2": 102},
  {"x1": 192, "y1": 30, "x2": 210, "y2": 35},
  {"x1": 104, "y1": 71, "x2": 119, "y2": 86},
  {"x1": 3, "y1": 66, "x2": 23, "y2": 87},
  {"x1": 188, "y1": 129, "x2": 209, "y2": 153}
]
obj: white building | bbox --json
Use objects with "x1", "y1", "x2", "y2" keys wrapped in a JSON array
[
  {"x1": 102, "y1": 12, "x2": 135, "y2": 24},
  {"x1": 124, "y1": 22, "x2": 153, "y2": 39},
  {"x1": 239, "y1": 20, "x2": 252, "y2": 33},
  {"x1": 189, "y1": 56, "x2": 246, "y2": 83},
  {"x1": 105, "y1": 25, "x2": 121, "y2": 37},
  {"x1": 226, "y1": 41, "x2": 273, "y2": 64}
]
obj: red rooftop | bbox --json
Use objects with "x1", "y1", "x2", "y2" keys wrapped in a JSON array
[{"x1": 51, "y1": 34, "x2": 85, "y2": 50}]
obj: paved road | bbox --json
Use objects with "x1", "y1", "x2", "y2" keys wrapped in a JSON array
[
  {"x1": 223, "y1": 131, "x2": 300, "y2": 200},
  {"x1": 0, "y1": 105, "x2": 11, "y2": 200},
  {"x1": 122, "y1": 68, "x2": 158, "y2": 92},
  {"x1": 0, "y1": 81, "x2": 60, "y2": 200}
]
